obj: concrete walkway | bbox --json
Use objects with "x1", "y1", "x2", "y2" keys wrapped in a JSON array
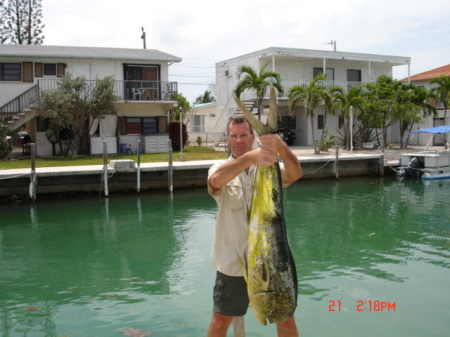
[{"x1": 0, "y1": 145, "x2": 406, "y2": 179}]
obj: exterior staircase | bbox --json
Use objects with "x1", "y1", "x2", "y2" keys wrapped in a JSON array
[
  {"x1": 0, "y1": 85, "x2": 39, "y2": 131},
  {"x1": 212, "y1": 95, "x2": 256, "y2": 147}
]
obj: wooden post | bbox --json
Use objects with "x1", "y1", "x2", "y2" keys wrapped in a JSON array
[
  {"x1": 29, "y1": 143, "x2": 37, "y2": 201},
  {"x1": 168, "y1": 139, "x2": 173, "y2": 193},
  {"x1": 335, "y1": 144, "x2": 339, "y2": 180},
  {"x1": 380, "y1": 147, "x2": 385, "y2": 176},
  {"x1": 137, "y1": 140, "x2": 141, "y2": 193},
  {"x1": 233, "y1": 316, "x2": 245, "y2": 337},
  {"x1": 103, "y1": 141, "x2": 109, "y2": 197}
]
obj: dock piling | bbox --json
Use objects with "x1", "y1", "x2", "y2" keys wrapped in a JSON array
[
  {"x1": 29, "y1": 143, "x2": 37, "y2": 201},
  {"x1": 137, "y1": 140, "x2": 141, "y2": 193},
  {"x1": 103, "y1": 141, "x2": 109, "y2": 197},
  {"x1": 335, "y1": 144, "x2": 339, "y2": 180},
  {"x1": 168, "y1": 139, "x2": 173, "y2": 193}
]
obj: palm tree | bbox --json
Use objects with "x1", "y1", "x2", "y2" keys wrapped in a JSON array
[
  {"x1": 288, "y1": 73, "x2": 326, "y2": 154},
  {"x1": 194, "y1": 90, "x2": 215, "y2": 104},
  {"x1": 320, "y1": 86, "x2": 343, "y2": 151},
  {"x1": 234, "y1": 62, "x2": 283, "y2": 120},
  {"x1": 429, "y1": 75, "x2": 450, "y2": 124},
  {"x1": 334, "y1": 85, "x2": 364, "y2": 150},
  {"x1": 403, "y1": 85, "x2": 437, "y2": 148}
]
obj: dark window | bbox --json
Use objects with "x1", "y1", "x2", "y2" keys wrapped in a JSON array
[
  {"x1": 338, "y1": 115, "x2": 344, "y2": 129},
  {"x1": 279, "y1": 115, "x2": 296, "y2": 129},
  {"x1": 126, "y1": 117, "x2": 158, "y2": 135},
  {"x1": 347, "y1": 69, "x2": 361, "y2": 82},
  {"x1": 36, "y1": 117, "x2": 50, "y2": 132},
  {"x1": 43, "y1": 63, "x2": 57, "y2": 76},
  {"x1": 143, "y1": 117, "x2": 157, "y2": 135},
  {"x1": 318, "y1": 115, "x2": 324, "y2": 130},
  {"x1": 313, "y1": 67, "x2": 334, "y2": 80},
  {"x1": 0, "y1": 63, "x2": 21, "y2": 81}
]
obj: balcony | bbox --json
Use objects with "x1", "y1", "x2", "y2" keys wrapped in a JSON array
[{"x1": 38, "y1": 79, "x2": 178, "y2": 102}]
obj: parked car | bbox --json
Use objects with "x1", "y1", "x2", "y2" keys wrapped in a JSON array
[{"x1": 277, "y1": 128, "x2": 296, "y2": 145}]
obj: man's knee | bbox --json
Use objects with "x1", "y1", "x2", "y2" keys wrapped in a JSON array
[
  {"x1": 209, "y1": 312, "x2": 234, "y2": 331},
  {"x1": 276, "y1": 316, "x2": 298, "y2": 336}
]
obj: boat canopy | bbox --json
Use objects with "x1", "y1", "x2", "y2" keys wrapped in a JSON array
[{"x1": 408, "y1": 125, "x2": 450, "y2": 135}]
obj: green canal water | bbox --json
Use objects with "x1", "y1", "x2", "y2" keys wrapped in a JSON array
[{"x1": 0, "y1": 177, "x2": 449, "y2": 337}]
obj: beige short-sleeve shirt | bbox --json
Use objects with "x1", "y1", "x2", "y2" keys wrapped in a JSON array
[{"x1": 207, "y1": 156, "x2": 256, "y2": 276}]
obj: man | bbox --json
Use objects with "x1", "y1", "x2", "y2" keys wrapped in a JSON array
[{"x1": 206, "y1": 115, "x2": 302, "y2": 337}]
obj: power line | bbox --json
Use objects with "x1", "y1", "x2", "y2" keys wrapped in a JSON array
[
  {"x1": 170, "y1": 74, "x2": 215, "y2": 77},
  {"x1": 172, "y1": 64, "x2": 215, "y2": 69}
]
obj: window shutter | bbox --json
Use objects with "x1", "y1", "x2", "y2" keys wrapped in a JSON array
[
  {"x1": 57, "y1": 63, "x2": 66, "y2": 77},
  {"x1": 22, "y1": 62, "x2": 33, "y2": 82},
  {"x1": 35, "y1": 63, "x2": 43, "y2": 77},
  {"x1": 118, "y1": 117, "x2": 127, "y2": 135}
]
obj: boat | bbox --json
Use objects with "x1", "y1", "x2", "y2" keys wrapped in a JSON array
[{"x1": 396, "y1": 125, "x2": 450, "y2": 180}]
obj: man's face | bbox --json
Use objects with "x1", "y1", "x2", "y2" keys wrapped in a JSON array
[{"x1": 227, "y1": 121, "x2": 255, "y2": 158}]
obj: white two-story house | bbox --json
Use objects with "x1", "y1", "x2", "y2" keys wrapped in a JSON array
[
  {"x1": 209, "y1": 47, "x2": 411, "y2": 146},
  {"x1": 0, "y1": 44, "x2": 182, "y2": 156}
]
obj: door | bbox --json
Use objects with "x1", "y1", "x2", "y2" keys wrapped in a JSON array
[
  {"x1": 73, "y1": 64, "x2": 90, "y2": 79},
  {"x1": 124, "y1": 65, "x2": 159, "y2": 100}
]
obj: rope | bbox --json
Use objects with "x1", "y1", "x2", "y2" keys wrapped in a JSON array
[
  {"x1": 301, "y1": 158, "x2": 333, "y2": 176},
  {"x1": 0, "y1": 172, "x2": 30, "y2": 180}
]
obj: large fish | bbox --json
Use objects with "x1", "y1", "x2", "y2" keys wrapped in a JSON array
[{"x1": 233, "y1": 85, "x2": 298, "y2": 325}]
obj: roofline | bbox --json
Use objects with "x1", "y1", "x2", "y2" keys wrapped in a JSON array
[
  {"x1": 216, "y1": 46, "x2": 410, "y2": 66},
  {"x1": 0, "y1": 44, "x2": 182, "y2": 63}
]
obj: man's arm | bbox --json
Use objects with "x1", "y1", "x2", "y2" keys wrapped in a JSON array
[{"x1": 208, "y1": 147, "x2": 280, "y2": 194}]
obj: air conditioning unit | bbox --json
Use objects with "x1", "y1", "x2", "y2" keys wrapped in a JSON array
[{"x1": 209, "y1": 114, "x2": 216, "y2": 117}]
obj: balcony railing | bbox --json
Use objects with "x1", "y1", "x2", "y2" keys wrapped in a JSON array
[
  {"x1": 38, "y1": 79, "x2": 178, "y2": 102},
  {"x1": 281, "y1": 79, "x2": 364, "y2": 96},
  {"x1": 237, "y1": 79, "x2": 364, "y2": 101}
]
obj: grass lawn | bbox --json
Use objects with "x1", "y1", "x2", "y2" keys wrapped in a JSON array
[{"x1": 0, "y1": 146, "x2": 228, "y2": 170}]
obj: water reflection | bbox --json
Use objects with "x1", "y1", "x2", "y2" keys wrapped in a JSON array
[
  {"x1": 285, "y1": 178, "x2": 450, "y2": 298},
  {"x1": 0, "y1": 178, "x2": 449, "y2": 336}
]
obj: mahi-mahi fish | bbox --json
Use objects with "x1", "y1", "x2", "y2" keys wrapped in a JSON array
[{"x1": 233, "y1": 85, "x2": 298, "y2": 325}]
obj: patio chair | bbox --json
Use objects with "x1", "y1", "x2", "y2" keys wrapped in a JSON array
[{"x1": 132, "y1": 88, "x2": 143, "y2": 100}]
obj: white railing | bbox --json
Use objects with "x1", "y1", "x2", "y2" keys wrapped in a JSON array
[{"x1": 38, "y1": 79, "x2": 178, "y2": 102}]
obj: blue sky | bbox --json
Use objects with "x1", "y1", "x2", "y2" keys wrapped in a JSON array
[{"x1": 43, "y1": 0, "x2": 450, "y2": 102}]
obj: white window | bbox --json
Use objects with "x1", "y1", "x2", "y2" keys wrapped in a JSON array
[{"x1": 193, "y1": 115, "x2": 205, "y2": 132}]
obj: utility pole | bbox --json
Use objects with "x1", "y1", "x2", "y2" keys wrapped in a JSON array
[{"x1": 141, "y1": 27, "x2": 146, "y2": 49}]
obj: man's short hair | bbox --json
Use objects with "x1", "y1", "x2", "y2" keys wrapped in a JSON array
[{"x1": 227, "y1": 115, "x2": 254, "y2": 135}]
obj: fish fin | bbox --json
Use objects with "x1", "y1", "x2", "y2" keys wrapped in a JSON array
[{"x1": 252, "y1": 308, "x2": 268, "y2": 326}]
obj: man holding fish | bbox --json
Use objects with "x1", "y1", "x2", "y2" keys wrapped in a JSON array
[{"x1": 206, "y1": 94, "x2": 302, "y2": 337}]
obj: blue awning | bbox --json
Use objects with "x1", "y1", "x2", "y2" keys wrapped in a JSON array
[{"x1": 408, "y1": 125, "x2": 450, "y2": 135}]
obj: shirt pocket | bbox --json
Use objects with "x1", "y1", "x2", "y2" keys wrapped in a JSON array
[{"x1": 225, "y1": 179, "x2": 244, "y2": 209}]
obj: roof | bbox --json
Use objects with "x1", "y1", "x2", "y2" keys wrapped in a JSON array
[
  {"x1": 404, "y1": 64, "x2": 450, "y2": 82},
  {"x1": 217, "y1": 46, "x2": 410, "y2": 66},
  {"x1": 0, "y1": 44, "x2": 182, "y2": 63},
  {"x1": 192, "y1": 102, "x2": 216, "y2": 109}
]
